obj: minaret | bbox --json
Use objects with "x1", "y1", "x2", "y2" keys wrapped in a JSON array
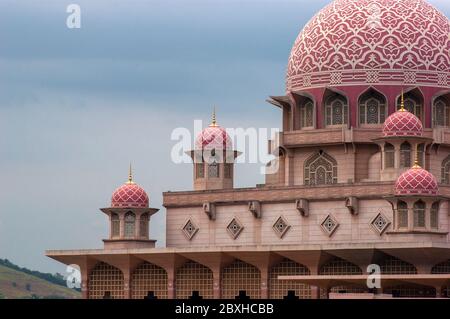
[
  {"x1": 189, "y1": 109, "x2": 239, "y2": 191},
  {"x1": 101, "y1": 166, "x2": 159, "y2": 249}
]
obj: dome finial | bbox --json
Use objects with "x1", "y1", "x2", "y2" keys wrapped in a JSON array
[
  {"x1": 210, "y1": 106, "x2": 218, "y2": 127},
  {"x1": 399, "y1": 89, "x2": 405, "y2": 112},
  {"x1": 413, "y1": 145, "x2": 421, "y2": 169},
  {"x1": 127, "y1": 163, "x2": 135, "y2": 184}
]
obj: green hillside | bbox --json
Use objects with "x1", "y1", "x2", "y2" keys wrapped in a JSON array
[{"x1": 0, "y1": 264, "x2": 80, "y2": 299}]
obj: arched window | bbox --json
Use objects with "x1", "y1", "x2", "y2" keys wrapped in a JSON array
[
  {"x1": 89, "y1": 262, "x2": 124, "y2": 299},
  {"x1": 433, "y1": 97, "x2": 450, "y2": 127},
  {"x1": 176, "y1": 261, "x2": 214, "y2": 299},
  {"x1": 417, "y1": 144, "x2": 425, "y2": 167},
  {"x1": 208, "y1": 162, "x2": 219, "y2": 178},
  {"x1": 400, "y1": 142, "x2": 411, "y2": 168},
  {"x1": 430, "y1": 202, "x2": 439, "y2": 229},
  {"x1": 299, "y1": 101, "x2": 314, "y2": 129},
  {"x1": 441, "y1": 155, "x2": 450, "y2": 184},
  {"x1": 359, "y1": 91, "x2": 386, "y2": 125},
  {"x1": 325, "y1": 96, "x2": 348, "y2": 126},
  {"x1": 140, "y1": 213, "x2": 149, "y2": 237},
  {"x1": 413, "y1": 200, "x2": 425, "y2": 228},
  {"x1": 384, "y1": 143, "x2": 395, "y2": 168},
  {"x1": 304, "y1": 151, "x2": 337, "y2": 185},
  {"x1": 111, "y1": 213, "x2": 120, "y2": 238},
  {"x1": 196, "y1": 163, "x2": 204, "y2": 179},
  {"x1": 124, "y1": 212, "x2": 135, "y2": 238},
  {"x1": 397, "y1": 201, "x2": 408, "y2": 229},
  {"x1": 131, "y1": 262, "x2": 168, "y2": 299},
  {"x1": 404, "y1": 98, "x2": 423, "y2": 120}
]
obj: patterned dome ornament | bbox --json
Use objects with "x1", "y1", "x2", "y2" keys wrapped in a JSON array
[
  {"x1": 195, "y1": 108, "x2": 233, "y2": 151},
  {"x1": 394, "y1": 156, "x2": 438, "y2": 196},
  {"x1": 382, "y1": 91, "x2": 423, "y2": 137},
  {"x1": 287, "y1": 0, "x2": 450, "y2": 91},
  {"x1": 111, "y1": 165, "x2": 149, "y2": 208}
]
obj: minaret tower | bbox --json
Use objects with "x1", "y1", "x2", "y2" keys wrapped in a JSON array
[
  {"x1": 189, "y1": 109, "x2": 239, "y2": 190},
  {"x1": 101, "y1": 165, "x2": 159, "y2": 249}
]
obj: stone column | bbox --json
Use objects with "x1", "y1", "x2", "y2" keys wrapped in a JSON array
[
  {"x1": 123, "y1": 271, "x2": 131, "y2": 299},
  {"x1": 167, "y1": 268, "x2": 176, "y2": 299},
  {"x1": 260, "y1": 266, "x2": 269, "y2": 299},
  {"x1": 212, "y1": 268, "x2": 221, "y2": 299},
  {"x1": 310, "y1": 286, "x2": 320, "y2": 299}
]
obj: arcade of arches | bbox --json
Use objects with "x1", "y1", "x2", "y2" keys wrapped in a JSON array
[{"x1": 85, "y1": 256, "x2": 450, "y2": 299}]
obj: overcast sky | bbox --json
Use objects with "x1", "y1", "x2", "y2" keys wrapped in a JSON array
[{"x1": 0, "y1": 0, "x2": 449, "y2": 274}]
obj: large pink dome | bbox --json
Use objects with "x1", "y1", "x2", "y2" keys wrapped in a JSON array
[
  {"x1": 395, "y1": 166, "x2": 438, "y2": 196},
  {"x1": 111, "y1": 182, "x2": 149, "y2": 208},
  {"x1": 382, "y1": 109, "x2": 423, "y2": 137},
  {"x1": 287, "y1": 0, "x2": 450, "y2": 92}
]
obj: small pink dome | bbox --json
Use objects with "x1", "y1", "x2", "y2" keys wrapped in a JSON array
[
  {"x1": 394, "y1": 166, "x2": 438, "y2": 196},
  {"x1": 111, "y1": 182, "x2": 149, "y2": 208},
  {"x1": 195, "y1": 124, "x2": 232, "y2": 150},
  {"x1": 382, "y1": 110, "x2": 423, "y2": 137}
]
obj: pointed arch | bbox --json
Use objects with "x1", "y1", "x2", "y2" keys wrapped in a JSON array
[
  {"x1": 221, "y1": 260, "x2": 261, "y2": 299},
  {"x1": 319, "y1": 257, "x2": 365, "y2": 297},
  {"x1": 400, "y1": 142, "x2": 411, "y2": 168},
  {"x1": 432, "y1": 94, "x2": 450, "y2": 127},
  {"x1": 304, "y1": 150, "x2": 337, "y2": 185},
  {"x1": 88, "y1": 262, "x2": 124, "y2": 299},
  {"x1": 176, "y1": 260, "x2": 213, "y2": 299},
  {"x1": 269, "y1": 258, "x2": 311, "y2": 299},
  {"x1": 323, "y1": 89, "x2": 349, "y2": 127},
  {"x1": 131, "y1": 262, "x2": 167, "y2": 299},
  {"x1": 441, "y1": 155, "x2": 450, "y2": 184},
  {"x1": 358, "y1": 87, "x2": 387, "y2": 126},
  {"x1": 413, "y1": 200, "x2": 426, "y2": 228},
  {"x1": 124, "y1": 212, "x2": 135, "y2": 238},
  {"x1": 397, "y1": 88, "x2": 424, "y2": 122}
]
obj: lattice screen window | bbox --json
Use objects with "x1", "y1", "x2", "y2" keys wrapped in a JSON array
[
  {"x1": 433, "y1": 97, "x2": 450, "y2": 127},
  {"x1": 413, "y1": 200, "x2": 426, "y2": 228},
  {"x1": 397, "y1": 201, "x2": 408, "y2": 229},
  {"x1": 442, "y1": 155, "x2": 450, "y2": 184},
  {"x1": 431, "y1": 260, "x2": 450, "y2": 274},
  {"x1": 319, "y1": 258, "x2": 363, "y2": 275},
  {"x1": 404, "y1": 98, "x2": 423, "y2": 121},
  {"x1": 269, "y1": 259, "x2": 311, "y2": 299},
  {"x1": 380, "y1": 256, "x2": 417, "y2": 274},
  {"x1": 182, "y1": 219, "x2": 199, "y2": 240},
  {"x1": 430, "y1": 202, "x2": 439, "y2": 229},
  {"x1": 325, "y1": 97, "x2": 348, "y2": 126},
  {"x1": 227, "y1": 218, "x2": 244, "y2": 239},
  {"x1": 208, "y1": 162, "x2": 219, "y2": 178},
  {"x1": 319, "y1": 258, "x2": 364, "y2": 298},
  {"x1": 400, "y1": 142, "x2": 411, "y2": 168},
  {"x1": 124, "y1": 212, "x2": 136, "y2": 238},
  {"x1": 417, "y1": 143, "x2": 425, "y2": 167},
  {"x1": 359, "y1": 94, "x2": 386, "y2": 125},
  {"x1": 224, "y1": 163, "x2": 232, "y2": 179},
  {"x1": 196, "y1": 163, "x2": 204, "y2": 179},
  {"x1": 88, "y1": 262, "x2": 124, "y2": 299},
  {"x1": 139, "y1": 213, "x2": 149, "y2": 237},
  {"x1": 221, "y1": 260, "x2": 261, "y2": 299},
  {"x1": 111, "y1": 213, "x2": 120, "y2": 238},
  {"x1": 175, "y1": 261, "x2": 213, "y2": 299},
  {"x1": 300, "y1": 101, "x2": 314, "y2": 128},
  {"x1": 384, "y1": 143, "x2": 395, "y2": 168},
  {"x1": 304, "y1": 151, "x2": 337, "y2": 185},
  {"x1": 320, "y1": 214, "x2": 339, "y2": 237},
  {"x1": 131, "y1": 263, "x2": 167, "y2": 299}
]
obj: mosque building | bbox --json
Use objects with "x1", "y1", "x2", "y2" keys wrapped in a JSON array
[{"x1": 47, "y1": 0, "x2": 450, "y2": 299}]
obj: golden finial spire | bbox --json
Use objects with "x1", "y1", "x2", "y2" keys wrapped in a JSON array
[
  {"x1": 412, "y1": 145, "x2": 421, "y2": 169},
  {"x1": 399, "y1": 89, "x2": 405, "y2": 112},
  {"x1": 210, "y1": 106, "x2": 218, "y2": 127},
  {"x1": 127, "y1": 163, "x2": 135, "y2": 184}
]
